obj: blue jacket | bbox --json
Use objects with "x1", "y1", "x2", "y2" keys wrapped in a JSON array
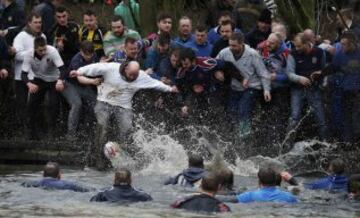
[
  {"x1": 304, "y1": 175, "x2": 348, "y2": 192},
  {"x1": 164, "y1": 167, "x2": 205, "y2": 187},
  {"x1": 185, "y1": 40, "x2": 213, "y2": 58},
  {"x1": 236, "y1": 187, "x2": 298, "y2": 203},
  {"x1": 22, "y1": 177, "x2": 90, "y2": 192},
  {"x1": 332, "y1": 43, "x2": 360, "y2": 91},
  {"x1": 90, "y1": 185, "x2": 152, "y2": 203},
  {"x1": 173, "y1": 34, "x2": 195, "y2": 46}
]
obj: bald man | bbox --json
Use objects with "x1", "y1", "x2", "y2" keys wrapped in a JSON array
[{"x1": 71, "y1": 61, "x2": 178, "y2": 168}]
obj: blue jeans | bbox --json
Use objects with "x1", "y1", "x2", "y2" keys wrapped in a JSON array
[
  {"x1": 289, "y1": 87, "x2": 328, "y2": 139},
  {"x1": 228, "y1": 89, "x2": 259, "y2": 136},
  {"x1": 62, "y1": 82, "x2": 97, "y2": 135}
]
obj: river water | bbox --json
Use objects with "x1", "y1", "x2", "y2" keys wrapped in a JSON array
[{"x1": 1, "y1": 125, "x2": 360, "y2": 217}]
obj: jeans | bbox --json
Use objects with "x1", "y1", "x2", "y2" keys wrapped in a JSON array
[
  {"x1": 228, "y1": 88, "x2": 259, "y2": 136},
  {"x1": 62, "y1": 82, "x2": 96, "y2": 135},
  {"x1": 289, "y1": 87, "x2": 328, "y2": 140},
  {"x1": 91, "y1": 101, "x2": 133, "y2": 168},
  {"x1": 94, "y1": 101, "x2": 133, "y2": 145}
]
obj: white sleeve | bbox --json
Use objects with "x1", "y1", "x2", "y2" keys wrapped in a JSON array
[
  {"x1": 21, "y1": 52, "x2": 32, "y2": 73},
  {"x1": 51, "y1": 49, "x2": 64, "y2": 67},
  {"x1": 13, "y1": 33, "x2": 27, "y2": 62},
  {"x1": 140, "y1": 73, "x2": 172, "y2": 92},
  {"x1": 78, "y1": 63, "x2": 116, "y2": 77}
]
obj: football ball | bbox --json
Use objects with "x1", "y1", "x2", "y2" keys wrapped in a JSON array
[{"x1": 104, "y1": 142, "x2": 120, "y2": 159}]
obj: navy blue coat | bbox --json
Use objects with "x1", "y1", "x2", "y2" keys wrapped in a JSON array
[{"x1": 90, "y1": 185, "x2": 152, "y2": 203}]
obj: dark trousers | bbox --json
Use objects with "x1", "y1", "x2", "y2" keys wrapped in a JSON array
[
  {"x1": 343, "y1": 90, "x2": 360, "y2": 143},
  {"x1": 27, "y1": 79, "x2": 59, "y2": 138},
  {"x1": 14, "y1": 80, "x2": 28, "y2": 128}
]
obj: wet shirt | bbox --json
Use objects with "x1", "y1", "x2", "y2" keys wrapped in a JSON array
[
  {"x1": 304, "y1": 175, "x2": 348, "y2": 193},
  {"x1": 171, "y1": 194, "x2": 231, "y2": 213},
  {"x1": 90, "y1": 185, "x2": 152, "y2": 203},
  {"x1": 22, "y1": 177, "x2": 90, "y2": 192},
  {"x1": 164, "y1": 167, "x2": 205, "y2": 187},
  {"x1": 236, "y1": 187, "x2": 298, "y2": 203}
]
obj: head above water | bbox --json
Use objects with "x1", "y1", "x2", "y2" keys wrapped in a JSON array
[
  {"x1": 215, "y1": 168, "x2": 234, "y2": 191},
  {"x1": 329, "y1": 158, "x2": 345, "y2": 175},
  {"x1": 188, "y1": 154, "x2": 204, "y2": 169},
  {"x1": 200, "y1": 172, "x2": 220, "y2": 194},
  {"x1": 43, "y1": 162, "x2": 60, "y2": 179},
  {"x1": 114, "y1": 168, "x2": 132, "y2": 186},
  {"x1": 258, "y1": 167, "x2": 278, "y2": 187}
]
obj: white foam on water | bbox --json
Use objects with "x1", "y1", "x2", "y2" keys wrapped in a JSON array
[{"x1": 132, "y1": 127, "x2": 188, "y2": 175}]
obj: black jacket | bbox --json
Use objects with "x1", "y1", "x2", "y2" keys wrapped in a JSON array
[
  {"x1": 211, "y1": 38, "x2": 229, "y2": 58},
  {"x1": 49, "y1": 22, "x2": 80, "y2": 65},
  {"x1": 0, "y1": 2, "x2": 25, "y2": 30},
  {"x1": 90, "y1": 185, "x2": 153, "y2": 203},
  {"x1": 171, "y1": 194, "x2": 231, "y2": 213},
  {"x1": 245, "y1": 27, "x2": 271, "y2": 49}
]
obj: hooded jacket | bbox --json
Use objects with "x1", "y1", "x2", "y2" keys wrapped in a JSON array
[{"x1": 164, "y1": 167, "x2": 205, "y2": 187}]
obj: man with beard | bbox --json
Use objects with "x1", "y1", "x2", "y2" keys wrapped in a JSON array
[
  {"x1": 103, "y1": 15, "x2": 141, "y2": 57},
  {"x1": 217, "y1": 32, "x2": 271, "y2": 138},
  {"x1": 259, "y1": 32, "x2": 291, "y2": 144},
  {"x1": 71, "y1": 61, "x2": 178, "y2": 169}
]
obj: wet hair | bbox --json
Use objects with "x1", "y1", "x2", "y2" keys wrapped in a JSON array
[
  {"x1": 330, "y1": 158, "x2": 345, "y2": 175},
  {"x1": 157, "y1": 33, "x2": 171, "y2": 46},
  {"x1": 124, "y1": 37, "x2": 137, "y2": 45},
  {"x1": 188, "y1": 154, "x2": 204, "y2": 168},
  {"x1": 80, "y1": 40, "x2": 94, "y2": 54},
  {"x1": 112, "y1": 15, "x2": 124, "y2": 25},
  {"x1": 258, "y1": 167, "x2": 278, "y2": 186},
  {"x1": 195, "y1": 24, "x2": 207, "y2": 33},
  {"x1": 55, "y1": 6, "x2": 67, "y2": 13},
  {"x1": 229, "y1": 32, "x2": 245, "y2": 44},
  {"x1": 114, "y1": 168, "x2": 132, "y2": 185},
  {"x1": 179, "y1": 47, "x2": 196, "y2": 62},
  {"x1": 201, "y1": 172, "x2": 220, "y2": 193},
  {"x1": 348, "y1": 174, "x2": 360, "y2": 193},
  {"x1": 220, "y1": 19, "x2": 235, "y2": 31},
  {"x1": 27, "y1": 11, "x2": 41, "y2": 23},
  {"x1": 43, "y1": 162, "x2": 60, "y2": 178},
  {"x1": 156, "y1": 12, "x2": 172, "y2": 23},
  {"x1": 83, "y1": 9, "x2": 96, "y2": 17},
  {"x1": 34, "y1": 36, "x2": 47, "y2": 49},
  {"x1": 216, "y1": 168, "x2": 234, "y2": 190}
]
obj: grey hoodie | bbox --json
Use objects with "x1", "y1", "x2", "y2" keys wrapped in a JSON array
[{"x1": 216, "y1": 44, "x2": 271, "y2": 91}]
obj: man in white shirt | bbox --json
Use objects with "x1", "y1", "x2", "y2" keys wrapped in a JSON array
[
  {"x1": 13, "y1": 12, "x2": 45, "y2": 129},
  {"x1": 21, "y1": 36, "x2": 65, "y2": 140},
  {"x1": 71, "y1": 61, "x2": 178, "y2": 168}
]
